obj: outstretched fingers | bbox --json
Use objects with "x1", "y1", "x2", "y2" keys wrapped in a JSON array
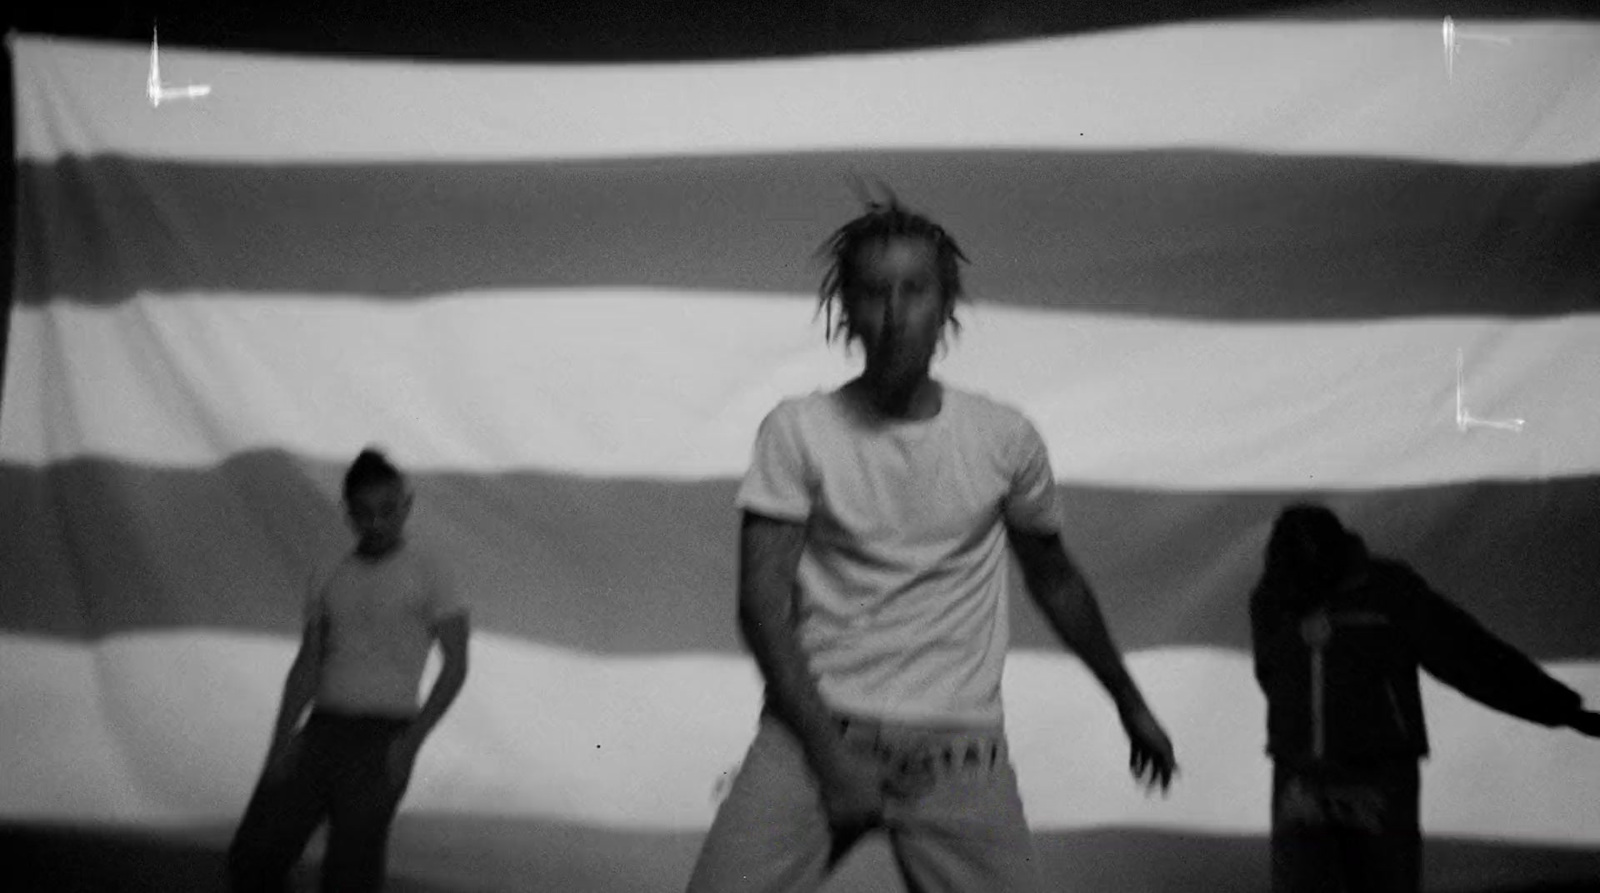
[{"x1": 1130, "y1": 742, "x2": 1177, "y2": 793}]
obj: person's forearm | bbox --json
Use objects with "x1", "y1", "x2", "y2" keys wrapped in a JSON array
[
  {"x1": 1042, "y1": 584, "x2": 1144, "y2": 712},
  {"x1": 271, "y1": 659, "x2": 318, "y2": 748},
  {"x1": 1023, "y1": 548, "x2": 1146, "y2": 714},
  {"x1": 1414, "y1": 587, "x2": 1582, "y2": 727},
  {"x1": 739, "y1": 515, "x2": 849, "y2": 775},
  {"x1": 739, "y1": 586, "x2": 846, "y2": 774},
  {"x1": 409, "y1": 656, "x2": 467, "y2": 742}
]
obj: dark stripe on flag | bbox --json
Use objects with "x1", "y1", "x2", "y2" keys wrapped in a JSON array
[
  {"x1": 16, "y1": 153, "x2": 1599, "y2": 319},
  {"x1": 4, "y1": 451, "x2": 1597, "y2": 659},
  {"x1": 8, "y1": 2, "x2": 1599, "y2": 62}
]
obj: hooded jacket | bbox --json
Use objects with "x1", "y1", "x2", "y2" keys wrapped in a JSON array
[{"x1": 1251, "y1": 556, "x2": 1580, "y2": 768}]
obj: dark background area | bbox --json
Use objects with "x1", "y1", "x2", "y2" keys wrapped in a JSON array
[{"x1": 4, "y1": 1, "x2": 1598, "y2": 62}]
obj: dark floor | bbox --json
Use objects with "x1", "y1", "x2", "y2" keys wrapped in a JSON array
[{"x1": 4, "y1": 818, "x2": 1599, "y2": 893}]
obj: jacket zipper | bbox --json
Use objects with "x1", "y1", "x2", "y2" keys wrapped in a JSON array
[
  {"x1": 1386, "y1": 682, "x2": 1408, "y2": 739},
  {"x1": 1310, "y1": 611, "x2": 1326, "y2": 761}
]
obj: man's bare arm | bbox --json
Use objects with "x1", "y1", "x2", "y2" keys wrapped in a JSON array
[
  {"x1": 1009, "y1": 527, "x2": 1177, "y2": 790},
  {"x1": 736, "y1": 512, "x2": 845, "y2": 770},
  {"x1": 270, "y1": 615, "x2": 324, "y2": 752},
  {"x1": 1010, "y1": 529, "x2": 1144, "y2": 709},
  {"x1": 411, "y1": 614, "x2": 470, "y2": 744},
  {"x1": 384, "y1": 614, "x2": 469, "y2": 784},
  {"x1": 737, "y1": 512, "x2": 887, "y2": 829}
]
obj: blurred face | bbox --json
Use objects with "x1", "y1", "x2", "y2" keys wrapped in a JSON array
[
  {"x1": 1286, "y1": 532, "x2": 1336, "y2": 582},
  {"x1": 345, "y1": 480, "x2": 411, "y2": 556},
  {"x1": 845, "y1": 236, "x2": 949, "y2": 390},
  {"x1": 1271, "y1": 508, "x2": 1355, "y2": 594}
]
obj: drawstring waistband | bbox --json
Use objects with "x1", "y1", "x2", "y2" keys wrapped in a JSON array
[{"x1": 834, "y1": 715, "x2": 1007, "y2": 796}]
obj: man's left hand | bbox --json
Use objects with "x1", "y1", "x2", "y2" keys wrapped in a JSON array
[{"x1": 1121, "y1": 704, "x2": 1177, "y2": 794}]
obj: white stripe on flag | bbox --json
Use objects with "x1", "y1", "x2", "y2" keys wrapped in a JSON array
[
  {"x1": 2, "y1": 631, "x2": 1596, "y2": 843},
  {"x1": 11, "y1": 24, "x2": 1600, "y2": 165},
  {"x1": 5, "y1": 294, "x2": 1597, "y2": 488}
]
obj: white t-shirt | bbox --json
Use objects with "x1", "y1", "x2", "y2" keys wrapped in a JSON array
[
  {"x1": 307, "y1": 541, "x2": 467, "y2": 717},
  {"x1": 737, "y1": 384, "x2": 1061, "y2": 726}
]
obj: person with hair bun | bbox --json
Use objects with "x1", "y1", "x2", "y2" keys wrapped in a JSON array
[{"x1": 228, "y1": 448, "x2": 470, "y2": 893}]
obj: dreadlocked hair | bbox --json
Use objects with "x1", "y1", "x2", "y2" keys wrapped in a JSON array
[
  {"x1": 342, "y1": 447, "x2": 404, "y2": 501},
  {"x1": 816, "y1": 197, "x2": 969, "y2": 346}
]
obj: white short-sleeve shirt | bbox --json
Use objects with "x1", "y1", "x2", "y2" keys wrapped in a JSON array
[
  {"x1": 737, "y1": 384, "x2": 1060, "y2": 726},
  {"x1": 307, "y1": 540, "x2": 467, "y2": 717}
]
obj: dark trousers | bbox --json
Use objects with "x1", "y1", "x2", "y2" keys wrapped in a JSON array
[
  {"x1": 228, "y1": 711, "x2": 412, "y2": 893},
  {"x1": 1271, "y1": 761, "x2": 1421, "y2": 893}
]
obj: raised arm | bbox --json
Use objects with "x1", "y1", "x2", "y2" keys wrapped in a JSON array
[
  {"x1": 737, "y1": 511, "x2": 883, "y2": 829},
  {"x1": 1402, "y1": 571, "x2": 1586, "y2": 733},
  {"x1": 1009, "y1": 527, "x2": 1177, "y2": 791}
]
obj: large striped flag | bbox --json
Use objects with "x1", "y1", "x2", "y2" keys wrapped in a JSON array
[{"x1": 3, "y1": 5, "x2": 1599, "y2": 890}]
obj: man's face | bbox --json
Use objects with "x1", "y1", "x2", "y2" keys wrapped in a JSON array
[
  {"x1": 345, "y1": 480, "x2": 411, "y2": 555},
  {"x1": 845, "y1": 236, "x2": 948, "y2": 388}
]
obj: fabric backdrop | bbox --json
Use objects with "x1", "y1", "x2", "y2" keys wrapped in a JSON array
[{"x1": 3, "y1": 12, "x2": 1599, "y2": 891}]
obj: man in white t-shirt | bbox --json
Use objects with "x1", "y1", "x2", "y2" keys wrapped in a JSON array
[
  {"x1": 686, "y1": 200, "x2": 1177, "y2": 892},
  {"x1": 228, "y1": 449, "x2": 470, "y2": 893}
]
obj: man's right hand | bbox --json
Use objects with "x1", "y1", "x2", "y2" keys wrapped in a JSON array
[
  {"x1": 1569, "y1": 709, "x2": 1600, "y2": 739},
  {"x1": 816, "y1": 750, "x2": 886, "y2": 835}
]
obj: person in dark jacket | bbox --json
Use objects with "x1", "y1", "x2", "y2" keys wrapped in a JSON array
[{"x1": 1250, "y1": 503, "x2": 1600, "y2": 893}]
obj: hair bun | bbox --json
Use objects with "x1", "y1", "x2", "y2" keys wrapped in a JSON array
[{"x1": 344, "y1": 446, "x2": 404, "y2": 497}]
